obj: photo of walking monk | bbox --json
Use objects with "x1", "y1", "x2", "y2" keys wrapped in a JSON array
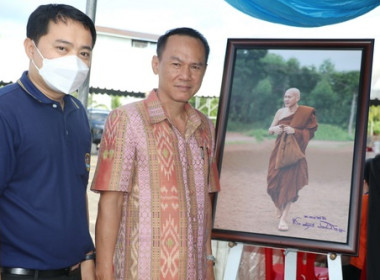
[{"x1": 267, "y1": 87, "x2": 318, "y2": 231}]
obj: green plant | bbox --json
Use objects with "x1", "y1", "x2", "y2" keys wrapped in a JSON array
[
  {"x1": 368, "y1": 105, "x2": 380, "y2": 135},
  {"x1": 246, "y1": 128, "x2": 271, "y2": 141},
  {"x1": 313, "y1": 123, "x2": 354, "y2": 141}
]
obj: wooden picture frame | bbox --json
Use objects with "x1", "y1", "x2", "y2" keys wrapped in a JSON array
[{"x1": 212, "y1": 38, "x2": 374, "y2": 254}]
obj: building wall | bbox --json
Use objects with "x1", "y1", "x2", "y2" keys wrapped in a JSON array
[{"x1": 90, "y1": 32, "x2": 158, "y2": 94}]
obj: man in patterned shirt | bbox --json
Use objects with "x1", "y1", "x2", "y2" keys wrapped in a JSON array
[{"x1": 91, "y1": 27, "x2": 220, "y2": 280}]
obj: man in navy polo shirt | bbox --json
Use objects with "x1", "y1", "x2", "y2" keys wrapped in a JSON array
[{"x1": 0, "y1": 4, "x2": 96, "y2": 280}]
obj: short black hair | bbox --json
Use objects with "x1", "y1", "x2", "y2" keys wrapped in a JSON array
[
  {"x1": 26, "y1": 4, "x2": 96, "y2": 47},
  {"x1": 156, "y1": 27, "x2": 210, "y2": 64}
]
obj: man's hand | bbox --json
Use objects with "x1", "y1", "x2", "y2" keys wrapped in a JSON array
[
  {"x1": 81, "y1": 259, "x2": 96, "y2": 280},
  {"x1": 206, "y1": 261, "x2": 215, "y2": 280},
  {"x1": 283, "y1": 126, "x2": 295, "y2": 134},
  {"x1": 270, "y1": 125, "x2": 283, "y2": 135}
]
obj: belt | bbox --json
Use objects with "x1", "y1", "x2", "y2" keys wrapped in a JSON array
[{"x1": 1, "y1": 267, "x2": 77, "y2": 278}]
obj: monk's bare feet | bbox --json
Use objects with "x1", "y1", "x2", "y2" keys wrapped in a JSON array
[
  {"x1": 276, "y1": 208, "x2": 281, "y2": 219},
  {"x1": 278, "y1": 220, "x2": 288, "y2": 231},
  {"x1": 277, "y1": 203, "x2": 291, "y2": 231}
]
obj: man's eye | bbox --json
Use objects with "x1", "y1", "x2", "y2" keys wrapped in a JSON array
[
  {"x1": 81, "y1": 51, "x2": 91, "y2": 58},
  {"x1": 191, "y1": 65, "x2": 201, "y2": 70}
]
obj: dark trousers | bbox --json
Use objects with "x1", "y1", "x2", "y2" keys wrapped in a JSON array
[{"x1": 342, "y1": 264, "x2": 361, "y2": 280}]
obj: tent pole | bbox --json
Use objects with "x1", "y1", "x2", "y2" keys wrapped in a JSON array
[{"x1": 78, "y1": 0, "x2": 97, "y2": 108}]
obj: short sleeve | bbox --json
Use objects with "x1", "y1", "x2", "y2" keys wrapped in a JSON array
[{"x1": 91, "y1": 108, "x2": 136, "y2": 192}]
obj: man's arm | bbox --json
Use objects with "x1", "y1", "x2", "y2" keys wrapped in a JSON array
[
  {"x1": 80, "y1": 193, "x2": 96, "y2": 280},
  {"x1": 206, "y1": 193, "x2": 215, "y2": 280},
  {"x1": 95, "y1": 191, "x2": 124, "y2": 280},
  {"x1": 81, "y1": 254, "x2": 96, "y2": 280},
  {"x1": 0, "y1": 114, "x2": 15, "y2": 195},
  {"x1": 0, "y1": 114, "x2": 15, "y2": 280},
  {"x1": 268, "y1": 109, "x2": 283, "y2": 135}
]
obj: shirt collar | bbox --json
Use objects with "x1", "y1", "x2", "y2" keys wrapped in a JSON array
[
  {"x1": 19, "y1": 71, "x2": 55, "y2": 104},
  {"x1": 18, "y1": 71, "x2": 81, "y2": 110},
  {"x1": 144, "y1": 89, "x2": 202, "y2": 131}
]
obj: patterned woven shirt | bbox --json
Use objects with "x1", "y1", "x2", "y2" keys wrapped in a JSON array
[{"x1": 91, "y1": 90, "x2": 220, "y2": 279}]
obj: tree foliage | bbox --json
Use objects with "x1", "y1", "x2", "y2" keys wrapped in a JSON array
[
  {"x1": 368, "y1": 105, "x2": 380, "y2": 135},
  {"x1": 226, "y1": 49, "x2": 361, "y2": 132}
]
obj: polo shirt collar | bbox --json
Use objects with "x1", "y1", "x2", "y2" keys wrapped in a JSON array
[
  {"x1": 145, "y1": 89, "x2": 202, "y2": 130},
  {"x1": 18, "y1": 71, "x2": 81, "y2": 110}
]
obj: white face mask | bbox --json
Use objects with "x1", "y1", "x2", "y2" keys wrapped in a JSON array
[{"x1": 32, "y1": 41, "x2": 89, "y2": 94}]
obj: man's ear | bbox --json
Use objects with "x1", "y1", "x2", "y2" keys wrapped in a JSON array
[
  {"x1": 24, "y1": 38, "x2": 35, "y2": 59},
  {"x1": 151, "y1": 55, "x2": 159, "y2": 75}
]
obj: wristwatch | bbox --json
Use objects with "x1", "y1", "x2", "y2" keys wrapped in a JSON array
[
  {"x1": 206, "y1": 255, "x2": 216, "y2": 265},
  {"x1": 83, "y1": 250, "x2": 96, "y2": 261}
]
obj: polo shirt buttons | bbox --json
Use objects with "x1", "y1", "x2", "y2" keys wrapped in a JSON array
[{"x1": 52, "y1": 104, "x2": 58, "y2": 108}]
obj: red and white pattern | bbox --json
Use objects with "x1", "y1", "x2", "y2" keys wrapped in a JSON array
[{"x1": 91, "y1": 90, "x2": 220, "y2": 279}]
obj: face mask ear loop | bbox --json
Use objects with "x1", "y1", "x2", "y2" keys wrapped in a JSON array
[
  {"x1": 31, "y1": 40, "x2": 44, "y2": 71},
  {"x1": 32, "y1": 41, "x2": 45, "y2": 59}
]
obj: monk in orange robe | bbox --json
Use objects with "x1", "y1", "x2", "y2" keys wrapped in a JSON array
[{"x1": 267, "y1": 88, "x2": 318, "y2": 231}]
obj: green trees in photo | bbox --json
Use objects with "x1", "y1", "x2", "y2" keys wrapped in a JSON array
[{"x1": 226, "y1": 49, "x2": 361, "y2": 141}]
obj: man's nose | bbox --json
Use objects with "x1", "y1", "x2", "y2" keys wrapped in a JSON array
[{"x1": 179, "y1": 66, "x2": 191, "y2": 79}]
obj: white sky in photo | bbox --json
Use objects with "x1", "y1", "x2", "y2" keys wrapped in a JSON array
[{"x1": 269, "y1": 49, "x2": 363, "y2": 71}]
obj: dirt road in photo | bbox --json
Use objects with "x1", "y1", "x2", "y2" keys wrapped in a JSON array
[{"x1": 214, "y1": 132, "x2": 354, "y2": 243}]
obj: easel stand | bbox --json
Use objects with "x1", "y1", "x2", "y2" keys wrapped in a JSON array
[
  {"x1": 223, "y1": 243, "x2": 343, "y2": 280},
  {"x1": 327, "y1": 253, "x2": 343, "y2": 280},
  {"x1": 223, "y1": 242, "x2": 244, "y2": 280}
]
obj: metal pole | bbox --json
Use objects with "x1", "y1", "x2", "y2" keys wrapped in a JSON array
[{"x1": 78, "y1": 0, "x2": 97, "y2": 108}]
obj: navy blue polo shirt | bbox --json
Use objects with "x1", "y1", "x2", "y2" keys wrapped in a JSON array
[{"x1": 0, "y1": 72, "x2": 94, "y2": 269}]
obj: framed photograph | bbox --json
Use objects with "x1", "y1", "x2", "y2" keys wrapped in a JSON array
[{"x1": 212, "y1": 39, "x2": 374, "y2": 254}]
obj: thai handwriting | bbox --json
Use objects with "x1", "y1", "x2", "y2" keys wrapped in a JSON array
[{"x1": 292, "y1": 215, "x2": 345, "y2": 233}]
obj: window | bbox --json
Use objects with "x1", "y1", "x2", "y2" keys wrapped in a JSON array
[{"x1": 132, "y1": 39, "x2": 149, "y2": 48}]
